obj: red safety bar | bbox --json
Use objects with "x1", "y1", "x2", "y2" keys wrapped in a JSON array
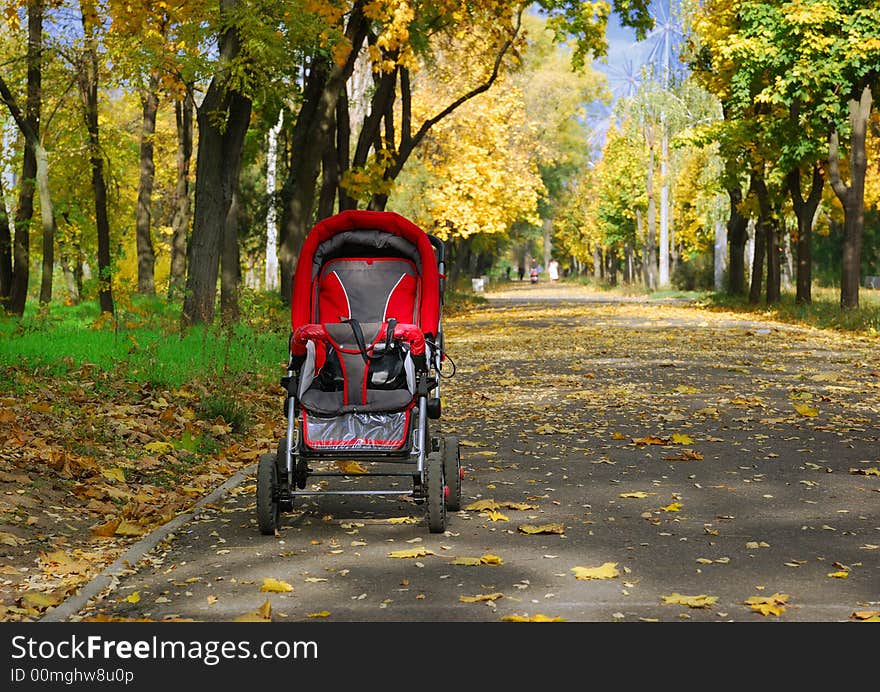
[{"x1": 291, "y1": 322, "x2": 426, "y2": 357}]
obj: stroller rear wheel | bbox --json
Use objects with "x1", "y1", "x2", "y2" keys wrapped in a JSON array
[
  {"x1": 256, "y1": 453, "x2": 280, "y2": 535},
  {"x1": 440, "y1": 434, "x2": 462, "y2": 512},
  {"x1": 425, "y1": 450, "x2": 447, "y2": 533}
]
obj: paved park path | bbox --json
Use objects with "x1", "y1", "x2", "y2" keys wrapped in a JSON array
[{"x1": 48, "y1": 282, "x2": 880, "y2": 623}]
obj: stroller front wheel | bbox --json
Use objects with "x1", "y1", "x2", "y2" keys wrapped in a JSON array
[{"x1": 256, "y1": 453, "x2": 281, "y2": 535}]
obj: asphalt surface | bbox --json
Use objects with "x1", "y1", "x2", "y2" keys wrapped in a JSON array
[{"x1": 41, "y1": 284, "x2": 880, "y2": 625}]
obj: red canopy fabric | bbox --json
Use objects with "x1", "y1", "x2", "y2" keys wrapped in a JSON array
[{"x1": 290, "y1": 210, "x2": 441, "y2": 338}]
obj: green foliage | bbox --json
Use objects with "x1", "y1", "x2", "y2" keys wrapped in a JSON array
[
  {"x1": 0, "y1": 295, "x2": 285, "y2": 390},
  {"x1": 702, "y1": 286, "x2": 880, "y2": 335},
  {"x1": 197, "y1": 393, "x2": 250, "y2": 433},
  {"x1": 671, "y1": 251, "x2": 715, "y2": 291}
]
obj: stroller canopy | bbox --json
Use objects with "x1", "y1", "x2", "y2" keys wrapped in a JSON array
[{"x1": 290, "y1": 210, "x2": 441, "y2": 338}]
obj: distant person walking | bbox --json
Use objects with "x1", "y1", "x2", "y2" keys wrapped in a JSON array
[
  {"x1": 548, "y1": 259, "x2": 559, "y2": 282},
  {"x1": 529, "y1": 266, "x2": 539, "y2": 284}
]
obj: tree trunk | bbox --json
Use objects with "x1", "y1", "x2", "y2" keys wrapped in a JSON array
[
  {"x1": 220, "y1": 188, "x2": 240, "y2": 324},
  {"x1": 748, "y1": 221, "x2": 765, "y2": 305},
  {"x1": 264, "y1": 108, "x2": 283, "y2": 291},
  {"x1": 77, "y1": 6, "x2": 113, "y2": 315},
  {"x1": 752, "y1": 175, "x2": 780, "y2": 304},
  {"x1": 726, "y1": 185, "x2": 748, "y2": 296},
  {"x1": 182, "y1": 0, "x2": 253, "y2": 327},
  {"x1": 828, "y1": 85, "x2": 871, "y2": 310},
  {"x1": 317, "y1": 107, "x2": 338, "y2": 220},
  {"x1": 278, "y1": 5, "x2": 369, "y2": 306},
  {"x1": 135, "y1": 72, "x2": 160, "y2": 295},
  {"x1": 659, "y1": 130, "x2": 669, "y2": 287},
  {"x1": 59, "y1": 252, "x2": 80, "y2": 305},
  {"x1": 542, "y1": 218, "x2": 552, "y2": 272},
  {"x1": 1, "y1": 3, "x2": 43, "y2": 315},
  {"x1": 645, "y1": 139, "x2": 658, "y2": 291},
  {"x1": 183, "y1": 87, "x2": 251, "y2": 326},
  {"x1": 766, "y1": 219, "x2": 780, "y2": 304},
  {"x1": 168, "y1": 88, "x2": 194, "y2": 300},
  {"x1": 624, "y1": 242, "x2": 633, "y2": 283},
  {"x1": 0, "y1": 166, "x2": 11, "y2": 302},
  {"x1": 336, "y1": 91, "x2": 355, "y2": 211},
  {"x1": 786, "y1": 164, "x2": 824, "y2": 304},
  {"x1": 35, "y1": 144, "x2": 56, "y2": 305}
]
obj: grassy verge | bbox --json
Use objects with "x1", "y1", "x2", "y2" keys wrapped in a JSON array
[
  {"x1": 699, "y1": 286, "x2": 880, "y2": 335},
  {"x1": 0, "y1": 291, "x2": 290, "y2": 390}
]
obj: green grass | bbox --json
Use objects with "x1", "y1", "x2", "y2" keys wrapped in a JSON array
[
  {"x1": 699, "y1": 285, "x2": 880, "y2": 335},
  {"x1": 517, "y1": 276, "x2": 880, "y2": 335},
  {"x1": 0, "y1": 293, "x2": 290, "y2": 390}
]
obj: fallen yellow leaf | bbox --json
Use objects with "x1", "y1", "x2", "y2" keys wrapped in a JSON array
[
  {"x1": 499, "y1": 501, "x2": 540, "y2": 510},
  {"x1": 851, "y1": 610, "x2": 880, "y2": 622},
  {"x1": 479, "y1": 554, "x2": 503, "y2": 565},
  {"x1": 619, "y1": 491, "x2": 650, "y2": 499},
  {"x1": 849, "y1": 467, "x2": 880, "y2": 476},
  {"x1": 144, "y1": 441, "x2": 175, "y2": 454},
  {"x1": 90, "y1": 518, "x2": 121, "y2": 538},
  {"x1": 660, "y1": 502, "x2": 682, "y2": 512},
  {"x1": 260, "y1": 577, "x2": 294, "y2": 593},
  {"x1": 827, "y1": 570, "x2": 849, "y2": 579},
  {"x1": 484, "y1": 510, "x2": 509, "y2": 521},
  {"x1": 307, "y1": 611, "x2": 330, "y2": 618},
  {"x1": 632, "y1": 435, "x2": 669, "y2": 446},
  {"x1": 662, "y1": 593, "x2": 718, "y2": 608},
  {"x1": 20, "y1": 591, "x2": 64, "y2": 609},
  {"x1": 39, "y1": 551, "x2": 89, "y2": 576},
  {"x1": 233, "y1": 599, "x2": 272, "y2": 622},
  {"x1": 571, "y1": 562, "x2": 619, "y2": 580},
  {"x1": 114, "y1": 519, "x2": 147, "y2": 537},
  {"x1": 388, "y1": 547, "x2": 436, "y2": 559},
  {"x1": 386, "y1": 516, "x2": 420, "y2": 524},
  {"x1": 518, "y1": 523, "x2": 565, "y2": 535},
  {"x1": 744, "y1": 592, "x2": 788, "y2": 616},
  {"x1": 663, "y1": 449, "x2": 704, "y2": 461},
  {"x1": 671, "y1": 433, "x2": 693, "y2": 445},
  {"x1": 793, "y1": 402, "x2": 818, "y2": 417},
  {"x1": 463, "y1": 499, "x2": 499, "y2": 511},
  {"x1": 336, "y1": 460, "x2": 368, "y2": 474},
  {"x1": 459, "y1": 592, "x2": 504, "y2": 603},
  {"x1": 101, "y1": 467, "x2": 126, "y2": 482},
  {"x1": 502, "y1": 613, "x2": 565, "y2": 622},
  {"x1": 122, "y1": 592, "x2": 140, "y2": 604}
]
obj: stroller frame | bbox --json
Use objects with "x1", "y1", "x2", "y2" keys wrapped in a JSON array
[{"x1": 256, "y1": 210, "x2": 461, "y2": 535}]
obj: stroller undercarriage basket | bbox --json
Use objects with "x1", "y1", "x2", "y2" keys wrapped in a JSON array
[{"x1": 256, "y1": 210, "x2": 461, "y2": 535}]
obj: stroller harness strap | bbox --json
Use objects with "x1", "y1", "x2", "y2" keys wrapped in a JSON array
[{"x1": 343, "y1": 317, "x2": 396, "y2": 364}]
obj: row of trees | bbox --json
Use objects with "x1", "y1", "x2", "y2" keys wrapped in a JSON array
[
  {"x1": 554, "y1": 0, "x2": 880, "y2": 311},
  {"x1": 0, "y1": 0, "x2": 654, "y2": 324},
  {"x1": 6, "y1": 1, "x2": 873, "y2": 321}
]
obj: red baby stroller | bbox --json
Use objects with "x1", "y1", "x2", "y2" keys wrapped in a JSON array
[{"x1": 256, "y1": 210, "x2": 461, "y2": 535}]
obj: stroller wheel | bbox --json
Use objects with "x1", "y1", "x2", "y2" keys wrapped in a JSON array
[
  {"x1": 425, "y1": 451, "x2": 447, "y2": 533},
  {"x1": 256, "y1": 453, "x2": 280, "y2": 535},
  {"x1": 440, "y1": 434, "x2": 462, "y2": 512}
]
